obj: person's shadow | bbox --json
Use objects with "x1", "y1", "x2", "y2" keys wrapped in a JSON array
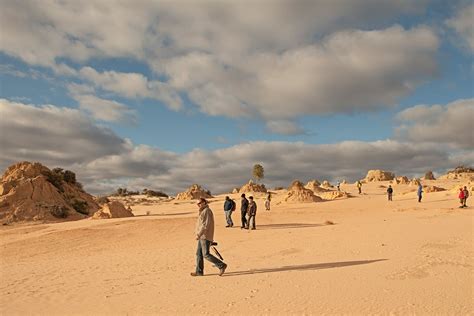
[{"x1": 216, "y1": 259, "x2": 387, "y2": 277}]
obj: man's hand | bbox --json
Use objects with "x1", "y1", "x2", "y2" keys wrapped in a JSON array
[{"x1": 195, "y1": 235, "x2": 199, "y2": 240}]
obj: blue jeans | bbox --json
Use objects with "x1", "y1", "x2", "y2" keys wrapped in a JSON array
[
  {"x1": 196, "y1": 239, "x2": 225, "y2": 275},
  {"x1": 225, "y1": 210, "x2": 233, "y2": 226}
]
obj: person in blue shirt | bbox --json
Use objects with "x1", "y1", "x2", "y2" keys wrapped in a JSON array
[
  {"x1": 417, "y1": 184, "x2": 423, "y2": 202},
  {"x1": 223, "y1": 196, "x2": 234, "y2": 227}
]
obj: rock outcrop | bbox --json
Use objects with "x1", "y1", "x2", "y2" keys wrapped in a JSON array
[
  {"x1": 0, "y1": 161, "x2": 99, "y2": 223},
  {"x1": 320, "y1": 180, "x2": 333, "y2": 188},
  {"x1": 239, "y1": 180, "x2": 267, "y2": 193},
  {"x1": 423, "y1": 171, "x2": 436, "y2": 180},
  {"x1": 423, "y1": 186, "x2": 445, "y2": 193},
  {"x1": 284, "y1": 180, "x2": 323, "y2": 203},
  {"x1": 92, "y1": 201, "x2": 134, "y2": 219},
  {"x1": 409, "y1": 178, "x2": 421, "y2": 186},
  {"x1": 363, "y1": 170, "x2": 395, "y2": 182},
  {"x1": 394, "y1": 176, "x2": 410, "y2": 184},
  {"x1": 440, "y1": 166, "x2": 474, "y2": 181},
  {"x1": 175, "y1": 184, "x2": 213, "y2": 200}
]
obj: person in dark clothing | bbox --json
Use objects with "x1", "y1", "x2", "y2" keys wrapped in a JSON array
[
  {"x1": 417, "y1": 184, "x2": 423, "y2": 203},
  {"x1": 387, "y1": 185, "x2": 393, "y2": 201},
  {"x1": 240, "y1": 193, "x2": 249, "y2": 229},
  {"x1": 223, "y1": 196, "x2": 234, "y2": 227},
  {"x1": 462, "y1": 186, "x2": 469, "y2": 207},
  {"x1": 247, "y1": 196, "x2": 257, "y2": 230}
]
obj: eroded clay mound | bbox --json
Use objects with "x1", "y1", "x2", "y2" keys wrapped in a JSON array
[
  {"x1": 363, "y1": 170, "x2": 395, "y2": 182},
  {"x1": 239, "y1": 180, "x2": 267, "y2": 193},
  {"x1": 285, "y1": 180, "x2": 323, "y2": 203},
  {"x1": 394, "y1": 176, "x2": 410, "y2": 184},
  {"x1": 92, "y1": 201, "x2": 134, "y2": 219},
  {"x1": 0, "y1": 161, "x2": 99, "y2": 223},
  {"x1": 175, "y1": 184, "x2": 213, "y2": 200}
]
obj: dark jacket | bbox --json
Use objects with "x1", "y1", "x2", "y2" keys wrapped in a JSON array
[
  {"x1": 387, "y1": 187, "x2": 393, "y2": 194},
  {"x1": 248, "y1": 201, "x2": 257, "y2": 216},
  {"x1": 241, "y1": 197, "x2": 249, "y2": 212},
  {"x1": 224, "y1": 199, "x2": 233, "y2": 211}
]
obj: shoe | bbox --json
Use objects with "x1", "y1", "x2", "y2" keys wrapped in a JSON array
[
  {"x1": 219, "y1": 264, "x2": 227, "y2": 276},
  {"x1": 190, "y1": 272, "x2": 203, "y2": 277},
  {"x1": 225, "y1": 225, "x2": 230, "y2": 228},
  {"x1": 251, "y1": 228, "x2": 256, "y2": 230}
]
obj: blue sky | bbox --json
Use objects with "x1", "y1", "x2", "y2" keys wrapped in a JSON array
[{"x1": 0, "y1": 0, "x2": 473, "y2": 194}]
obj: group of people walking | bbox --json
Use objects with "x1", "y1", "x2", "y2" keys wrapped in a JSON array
[
  {"x1": 225, "y1": 193, "x2": 270, "y2": 230},
  {"x1": 458, "y1": 186, "x2": 469, "y2": 208}
]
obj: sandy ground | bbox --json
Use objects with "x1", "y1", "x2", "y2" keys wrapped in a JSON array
[{"x1": 1, "y1": 180, "x2": 473, "y2": 315}]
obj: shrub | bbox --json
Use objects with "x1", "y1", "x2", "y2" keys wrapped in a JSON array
[
  {"x1": 69, "y1": 199, "x2": 89, "y2": 215},
  {"x1": 63, "y1": 170, "x2": 77, "y2": 184},
  {"x1": 50, "y1": 206, "x2": 68, "y2": 218},
  {"x1": 96, "y1": 196, "x2": 110, "y2": 204},
  {"x1": 42, "y1": 170, "x2": 64, "y2": 192},
  {"x1": 145, "y1": 190, "x2": 168, "y2": 198}
]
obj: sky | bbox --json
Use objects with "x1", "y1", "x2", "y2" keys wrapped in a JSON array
[{"x1": 0, "y1": 0, "x2": 473, "y2": 195}]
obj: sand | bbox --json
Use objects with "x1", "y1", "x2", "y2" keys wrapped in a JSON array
[{"x1": 1, "y1": 179, "x2": 473, "y2": 315}]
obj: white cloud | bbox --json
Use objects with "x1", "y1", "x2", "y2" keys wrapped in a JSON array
[
  {"x1": 0, "y1": 1, "x2": 437, "y2": 134},
  {"x1": 161, "y1": 26, "x2": 438, "y2": 122},
  {"x1": 446, "y1": 3, "x2": 474, "y2": 53},
  {"x1": 1, "y1": 99, "x2": 471, "y2": 195},
  {"x1": 396, "y1": 99, "x2": 474, "y2": 149},
  {"x1": 0, "y1": 99, "x2": 128, "y2": 168},
  {"x1": 72, "y1": 94, "x2": 137, "y2": 124},
  {"x1": 77, "y1": 67, "x2": 183, "y2": 111}
]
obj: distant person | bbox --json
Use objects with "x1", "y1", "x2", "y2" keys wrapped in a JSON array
[
  {"x1": 240, "y1": 193, "x2": 249, "y2": 229},
  {"x1": 357, "y1": 181, "x2": 362, "y2": 194},
  {"x1": 462, "y1": 186, "x2": 469, "y2": 208},
  {"x1": 387, "y1": 185, "x2": 393, "y2": 201},
  {"x1": 191, "y1": 198, "x2": 227, "y2": 277},
  {"x1": 247, "y1": 196, "x2": 257, "y2": 230},
  {"x1": 337, "y1": 181, "x2": 341, "y2": 191},
  {"x1": 417, "y1": 184, "x2": 423, "y2": 203},
  {"x1": 223, "y1": 196, "x2": 234, "y2": 227},
  {"x1": 265, "y1": 192, "x2": 271, "y2": 211}
]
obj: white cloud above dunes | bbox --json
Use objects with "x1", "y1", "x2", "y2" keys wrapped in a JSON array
[
  {"x1": 72, "y1": 94, "x2": 137, "y2": 124},
  {"x1": 396, "y1": 99, "x2": 474, "y2": 149},
  {"x1": 446, "y1": 3, "x2": 474, "y2": 53},
  {"x1": 0, "y1": 99, "x2": 128, "y2": 169},
  {"x1": 161, "y1": 26, "x2": 438, "y2": 122},
  {"x1": 2, "y1": 99, "x2": 471, "y2": 195},
  {"x1": 0, "y1": 0, "x2": 438, "y2": 134}
]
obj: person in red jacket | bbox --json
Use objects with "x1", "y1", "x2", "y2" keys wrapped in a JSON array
[{"x1": 458, "y1": 188, "x2": 465, "y2": 208}]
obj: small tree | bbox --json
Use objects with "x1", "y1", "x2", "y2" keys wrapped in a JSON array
[{"x1": 252, "y1": 164, "x2": 264, "y2": 183}]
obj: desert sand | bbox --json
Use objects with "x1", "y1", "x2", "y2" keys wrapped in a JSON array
[{"x1": 1, "y1": 178, "x2": 473, "y2": 315}]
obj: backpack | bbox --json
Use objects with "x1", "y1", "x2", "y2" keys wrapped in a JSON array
[{"x1": 230, "y1": 200, "x2": 236, "y2": 211}]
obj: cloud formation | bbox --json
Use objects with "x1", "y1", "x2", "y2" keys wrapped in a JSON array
[
  {"x1": 446, "y1": 3, "x2": 474, "y2": 53},
  {"x1": 1, "y1": 99, "x2": 471, "y2": 195},
  {"x1": 396, "y1": 98, "x2": 474, "y2": 149},
  {"x1": 0, "y1": 1, "x2": 438, "y2": 133}
]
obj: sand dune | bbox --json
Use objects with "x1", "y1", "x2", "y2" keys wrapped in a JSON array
[{"x1": 1, "y1": 179, "x2": 473, "y2": 314}]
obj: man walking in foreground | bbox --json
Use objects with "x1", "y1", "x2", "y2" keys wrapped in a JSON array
[
  {"x1": 191, "y1": 198, "x2": 227, "y2": 277},
  {"x1": 247, "y1": 196, "x2": 257, "y2": 230},
  {"x1": 240, "y1": 193, "x2": 249, "y2": 229},
  {"x1": 223, "y1": 196, "x2": 234, "y2": 227}
]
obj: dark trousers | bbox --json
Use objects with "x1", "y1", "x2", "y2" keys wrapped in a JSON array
[
  {"x1": 241, "y1": 211, "x2": 247, "y2": 228},
  {"x1": 418, "y1": 194, "x2": 422, "y2": 202},
  {"x1": 196, "y1": 239, "x2": 225, "y2": 275},
  {"x1": 358, "y1": 188, "x2": 361, "y2": 194},
  {"x1": 388, "y1": 193, "x2": 392, "y2": 201}
]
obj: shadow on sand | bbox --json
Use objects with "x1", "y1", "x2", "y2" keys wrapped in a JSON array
[
  {"x1": 135, "y1": 212, "x2": 194, "y2": 217},
  {"x1": 217, "y1": 259, "x2": 387, "y2": 277},
  {"x1": 255, "y1": 223, "x2": 327, "y2": 230}
]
